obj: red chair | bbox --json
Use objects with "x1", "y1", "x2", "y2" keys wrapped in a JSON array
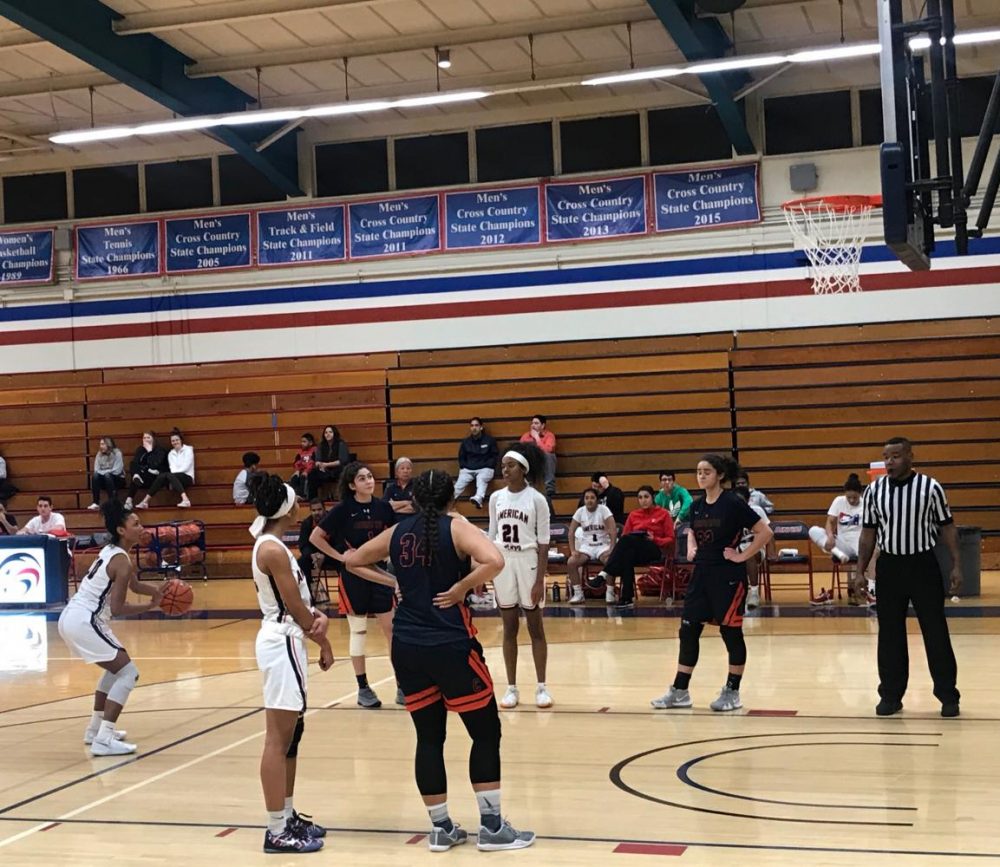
[{"x1": 761, "y1": 521, "x2": 816, "y2": 602}]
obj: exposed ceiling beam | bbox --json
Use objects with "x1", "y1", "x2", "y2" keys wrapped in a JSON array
[
  {"x1": 645, "y1": 0, "x2": 755, "y2": 155},
  {"x1": 0, "y1": 71, "x2": 114, "y2": 99},
  {"x1": 114, "y1": 0, "x2": 392, "y2": 35},
  {"x1": 187, "y1": 7, "x2": 660, "y2": 77},
  {"x1": 0, "y1": 29, "x2": 42, "y2": 50},
  {"x1": 0, "y1": 0, "x2": 301, "y2": 195}
]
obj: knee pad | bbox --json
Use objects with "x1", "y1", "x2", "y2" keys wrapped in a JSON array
[
  {"x1": 720, "y1": 626, "x2": 747, "y2": 666},
  {"x1": 347, "y1": 614, "x2": 368, "y2": 657},
  {"x1": 286, "y1": 713, "x2": 305, "y2": 759},
  {"x1": 678, "y1": 620, "x2": 704, "y2": 668},
  {"x1": 107, "y1": 662, "x2": 139, "y2": 705},
  {"x1": 97, "y1": 669, "x2": 116, "y2": 695}
]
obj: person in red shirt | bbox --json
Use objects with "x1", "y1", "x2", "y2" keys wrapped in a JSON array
[
  {"x1": 519, "y1": 414, "x2": 556, "y2": 513},
  {"x1": 594, "y1": 485, "x2": 674, "y2": 609},
  {"x1": 289, "y1": 433, "x2": 316, "y2": 500}
]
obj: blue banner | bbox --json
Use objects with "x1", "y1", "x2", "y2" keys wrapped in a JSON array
[
  {"x1": 444, "y1": 186, "x2": 541, "y2": 251},
  {"x1": 257, "y1": 205, "x2": 346, "y2": 266},
  {"x1": 545, "y1": 176, "x2": 647, "y2": 243},
  {"x1": 0, "y1": 229, "x2": 53, "y2": 285},
  {"x1": 348, "y1": 194, "x2": 440, "y2": 259},
  {"x1": 76, "y1": 221, "x2": 159, "y2": 280},
  {"x1": 165, "y1": 213, "x2": 251, "y2": 274},
  {"x1": 653, "y1": 164, "x2": 761, "y2": 233}
]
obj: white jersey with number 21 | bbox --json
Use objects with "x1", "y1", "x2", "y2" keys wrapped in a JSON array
[{"x1": 488, "y1": 486, "x2": 551, "y2": 552}]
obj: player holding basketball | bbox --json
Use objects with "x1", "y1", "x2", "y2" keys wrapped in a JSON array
[
  {"x1": 309, "y1": 461, "x2": 399, "y2": 708},
  {"x1": 345, "y1": 469, "x2": 536, "y2": 852},
  {"x1": 57, "y1": 501, "x2": 167, "y2": 756},
  {"x1": 251, "y1": 475, "x2": 334, "y2": 854},
  {"x1": 651, "y1": 455, "x2": 773, "y2": 712},
  {"x1": 489, "y1": 442, "x2": 552, "y2": 709}
]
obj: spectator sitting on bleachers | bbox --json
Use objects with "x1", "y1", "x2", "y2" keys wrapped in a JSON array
[
  {"x1": 308, "y1": 424, "x2": 350, "y2": 499},
  {"x1": 655, "y1": 470, "x2": 692, "y2": 522},
  {"x1": 87, "y1": 436, "x2": 125, "y2": 511},
  {"x1": 383, "y1": 457, "x2": 415, "y2": 514},
  {"x1": 735, "y1": 470, "x2": 774, "y2": 515},
  {"x1": 289, "y1": 432, "x2": 316, "y2": 500},
  {"x1": 454, "y1": 416, "x2": 498, "y2": 508},
  {"x1": 809, "y1": 472, "x2": 866, "y2": 604},
  {"x1": 577, "y1": 472, "x2": 626, "y2": 524},
  {"x1": 297, "y1": 498, "x2": 335, "y2": 603},
  {"x1": 566, "y1": 488, "x2": 617, "y2": 604},
  {"x1": 0, "y1": 502, "x2": 17, "y2": 536},
  {"x1": 520, "y1": 413, "x2": 556, "y2": 513},
  {"x1": 735, "y1": 486, "x2": 771, "y2": 611},
  {"x1": 17, "y1": 496, "x2": 67, "y2": 536},
  {"x1": 233, "y1": 452, "x2": 263, "y2": 505},
  {"x1": 594, "y1": 485, "x2": 675, "y2": 609},
  {"x1": 0, "y1": 451, "x2": 17, "y2": 503},
  {"x1": 125, "y1": 431, "x2": 168, "y2": 510},
  {"x1": 136, "y1": 428, "x2": 195, "y2": 509}
]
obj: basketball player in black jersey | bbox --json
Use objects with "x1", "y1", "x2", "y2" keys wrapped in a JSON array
[
  {"x1": 345, "y1": 469, "x2": 536, "y2": 852},
  {"x1": 651, "y1": 454, "x2": 772, "y2": 713}
]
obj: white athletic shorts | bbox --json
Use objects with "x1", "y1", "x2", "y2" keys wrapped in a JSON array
[
  {"x1": 576, "y1": 542, "x2": 610, "y2": 561},
  {"x1": 493, "y1": 550, "x2": 545, "y2": 610},
  {"x1": 256, "y1": 622, "x2": 308, "y2": 712},
  {"x1": 58, "y1": 607, "x2": 123, "y2": 664}
]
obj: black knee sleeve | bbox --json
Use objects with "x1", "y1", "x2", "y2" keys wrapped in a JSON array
[
  {"x1": 285, "y1": 713, "x2": 305, "y2": 758},
  {"x1": 678, "y1": 620, "x2": 704, "y2": 668},
  {"x1": 720, "y1": 626, "x2": 747, "y2": 666},
  {"x1": 412, "y1": 702, "x2": 448, "y2": 796},
  {"x1": 460, "y1": 700, "x2": 502, "y2": 785}
]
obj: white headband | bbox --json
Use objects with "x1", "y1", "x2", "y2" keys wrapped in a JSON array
[
  {"x1": 249, "y1": 484, "x2": 297, "y2": 539},
  {"x1": 503, "y1": 450, "x2": 530, "y2": 471}
]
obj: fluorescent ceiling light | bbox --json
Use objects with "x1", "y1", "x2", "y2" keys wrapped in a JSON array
[
  {"x1": 582, "y1": 67, "x2": 683, "y2": 86},
  {"x1": 50, "y1": 90, "x2": 492, "y2": 145},
  {"x1": 954, "y1": 28, "x2": 1000, "y2": 45},
  {"x1": 789, "y1": 43, "x2": 881, "y2": 62},
  {"x1": 688, "y1": 55, "x2": 786, "y2": 74}
]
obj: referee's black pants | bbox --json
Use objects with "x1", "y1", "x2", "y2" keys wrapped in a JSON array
[{"x1": 875, "y1": 550, "x2": 959, "y2": 705}]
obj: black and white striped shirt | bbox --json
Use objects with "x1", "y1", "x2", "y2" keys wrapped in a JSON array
[{"x1": 862, "y1": 472, "x2": 953, "y2": 555}]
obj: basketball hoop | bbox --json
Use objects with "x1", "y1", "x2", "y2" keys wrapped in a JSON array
[{"x1": 781, "y1": 194, "x2": 882, "y2": 294}]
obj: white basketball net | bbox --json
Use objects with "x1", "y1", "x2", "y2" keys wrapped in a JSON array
[{"x1": 783, "y1": 199, "x2": 875, "y2": 294}]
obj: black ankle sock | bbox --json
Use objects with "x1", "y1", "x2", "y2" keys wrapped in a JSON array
[
  {"x1": 356, "y1": 673, "x2": 369, "y2": 689},
  {"x1": 673, "y1": 671, "x2": 692, "y2": 690},
  {"x1": 726, "y1": 673, "x2": 742, "y2": 691},
  {"x1": 481, "y1": 812, "x2": 502, "y2": 832}
]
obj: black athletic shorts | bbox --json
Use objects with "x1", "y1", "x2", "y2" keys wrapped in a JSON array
[
  {"x1": 392, "y1": 637, "x2": 495, "y2": 714},
  {"x1": 338, "y1": 567, "x2": 394, "y2": 616},
  {"x1": 681, "y1": 566, "x2": 747, "y2": 627}
]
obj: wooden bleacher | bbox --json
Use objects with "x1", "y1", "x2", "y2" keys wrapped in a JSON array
[{"x1": 1, "y1": 316, "x2": 997, "y2": 592}]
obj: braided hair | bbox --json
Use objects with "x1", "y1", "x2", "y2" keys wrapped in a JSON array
[
  {"x1": 101, "y1": 499, "x2": 131, "y2": 545},
  {"x1": 254, "y1": 474, "x2": 289, "y2": 519},
  {"x1": 412, "y1": 469, "x2": 454, "y2": 566},
  {"x1": 505, "y1": 441, "x2": 546, "y2": 485}
]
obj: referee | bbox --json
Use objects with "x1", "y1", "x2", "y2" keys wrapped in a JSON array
[{"x1": 858, "y1": 437, "x2": 962, "y2": 718}]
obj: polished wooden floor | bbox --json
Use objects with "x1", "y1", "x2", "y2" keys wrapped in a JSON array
[{"x1": 2, "y1": 575, "x2": 998, "y2": 866}]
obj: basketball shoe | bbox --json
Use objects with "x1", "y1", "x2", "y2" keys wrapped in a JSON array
[
  {"x1": 650, "y1": 687, "x2": 692, "y2": 709},
  {"x1": 809, "y1": 588, "x2": 834, "y2": 606},
  {"x1": 357, "y1": 686, "x2": 382, "y2": 708},
  {"x1": 84, "y1": 727, "x2": 126, "y2": 745},
  {"x1": 710, "y1": 687, "x2": 742, "y2": 712},
  {"x1": 90, "y1": 737, "x2": 137, "y2": 756},
  {"x1": 746, "y1": 585, "x2": 760, "y2": 610},
  {"x1": 477, "y1": 819, "x2": 536, "y2": 851},
  {"x1": 287, "y1": 811, "x2": 326, "y2": 839},
  {"x1": 499, "y1": 686, "x2": 519, "y2": 709},
  {"x1": 263, "y1": 828, "x2": 323, "y2": 854},
  {"x1": 428, "y1": 823, "x2": 468, "y2": 852}
]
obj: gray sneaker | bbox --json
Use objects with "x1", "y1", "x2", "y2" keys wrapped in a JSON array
[
  {"x1": 710, "y1": 687, "x2": 742, "y2": 712},
  {"x1": 477, "y1": 818, "x2": 535, "y2": 851},
  {"x1": 357, "y1": 686, "x2": 382, "y2": 708},
  {"x1": 428, "y1": 823, "x2": 468, "y2": 852},
  {"x1": 650, "y1": 686, "x2": 692, "y2": 709}
]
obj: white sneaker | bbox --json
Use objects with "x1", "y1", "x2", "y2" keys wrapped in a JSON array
[
  {"x1": 650, "y1": 686, "x2": 693, "y2": 709},
  {"x1": 605, "y1": 585, "x2": 616, "y2": 604},
  {"x1": 90, "y1": 737, "x2": 137, "y2": 756},
  {"x1": 499, "y1": 686, "x2": 519, "y2": 709},
  {"x1": 746, "y1": 585, "x2": 760, "y2": 610},
  {"x1": 87, "y1": 502, "x2": 100, "y2": 511},
  {"x1": 710, "y1": 687, "x2": 743, "y2": 712},
  {"x1": 569, "y1": 588, "x2": 586, "y2": 604},
  {"x1": 135, "y1": 500, "x2": 148, "y2": 509},
  {"x1": 535, "y1": 685, "x2": 552, "y2": 708},
  {"x1": 177, "y1": 500, "x2": 191, "y2": 508},
  {"x1": 84, "y1": 728, "x2": 126, "y2": 745},
  {"x1": 124, "y1": 498, "x2": 133, "y2": 510}
]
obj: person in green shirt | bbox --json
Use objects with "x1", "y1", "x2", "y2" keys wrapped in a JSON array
[{"x1": 655, "y1": 471, "x2": 692, "y2": 522}]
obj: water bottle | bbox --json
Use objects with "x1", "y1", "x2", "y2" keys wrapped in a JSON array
[{"x1": 551, "y1": 581, "x2": 561, "y2": 602}]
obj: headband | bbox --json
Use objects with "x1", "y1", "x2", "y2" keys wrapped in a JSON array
[
  {"x1": 249, "y1": 483, "x2": 297, "y2": 539},
  {"x1": 503, "y1": 450, "x2": 530, "y2": 471}
]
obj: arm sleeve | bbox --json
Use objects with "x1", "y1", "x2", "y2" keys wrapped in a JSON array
[
  {"x1": 678, "y1": 487, "x2": 692, "y2": 521},
  {"x1": 535, "y1": 491, "x2": 551, "y2": 544},
  {"x1": 862, "y1": 486, "x2": 878, "y2": 529},
  {"x1": 518, "y1": 432, "x2": 531, "y2": 444},
  {"x1": 488, "y1": 493, "x2": 498, "y2": 541},
  {"x1": 931, "y1": 481, "x2": 954, "y2": 525},
  {"x1": 757, "y1": 490, "x2": 775, "y2": 514},
  {"x1": 93, "y1": 454, "x2": 100, "y2": 473},
  {"x1": 544, "y1": 431, "x2": 557, "y2": 452},
  {"x1": 652, "y1": 512, "x2": 675, "y2": 548},
  {"x1": 827, "y1": 497, "x2": 841, "y2": 518}
]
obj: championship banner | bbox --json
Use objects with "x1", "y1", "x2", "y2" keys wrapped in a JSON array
[
  {"x1": 257, "y1": 205, "x2": 346, "y2": 267},
  {"x1": 653, "y1": 163, "x2": 761, "y2": 233},
  {"x1": 545, "y1": 175, "x2": 648, "y2": 243},
  {"x1": 444, "y1": 186, "x2": 542, "y2": 251},
  {"x1": 348, "y1": 194, "x2": 441, "y2": 259},
  {"x1": 165, "y1": 213, "x2": 252, "y2": 274},
  {"x1": 76, "y1": 221, "x2": 160, "y2": 281},
  {"x1": 0, "y1": 229, "x2": 53, "y2": 285}
]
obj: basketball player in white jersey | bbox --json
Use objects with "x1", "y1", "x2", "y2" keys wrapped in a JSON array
[
  {"x1": 488, "y1": 442, "x2": 552, "y2": 709},
  {"x1": 566, "y1": 488, "x2": 617, "y2": 604},
  {"x1": 250, "y1": 475, "x2": 334, "y2": 855},
  {"x1": 57, "y1": 501, "x2": 168, "y2": 756}
]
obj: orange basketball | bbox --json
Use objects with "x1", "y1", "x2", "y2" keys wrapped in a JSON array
[{"x1": 160, "y1": 577, "x2": 194, "y2": 616}]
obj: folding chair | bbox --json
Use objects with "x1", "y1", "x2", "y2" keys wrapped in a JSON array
[
  {"x1": 762, "y1": 521, "x2": 816, "y2": 602},
  {"x1": 830, "y1": 556, "x2": 860, "y2": 600}
]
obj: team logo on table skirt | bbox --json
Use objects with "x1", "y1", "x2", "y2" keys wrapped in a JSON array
[{"x1": 0, "y1": 552, "x2": 43, "y2": 599}]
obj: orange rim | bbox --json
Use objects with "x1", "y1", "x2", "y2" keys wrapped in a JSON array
[{"x1": 781, "y1": 194, "x2": 882, "y2": 213}]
